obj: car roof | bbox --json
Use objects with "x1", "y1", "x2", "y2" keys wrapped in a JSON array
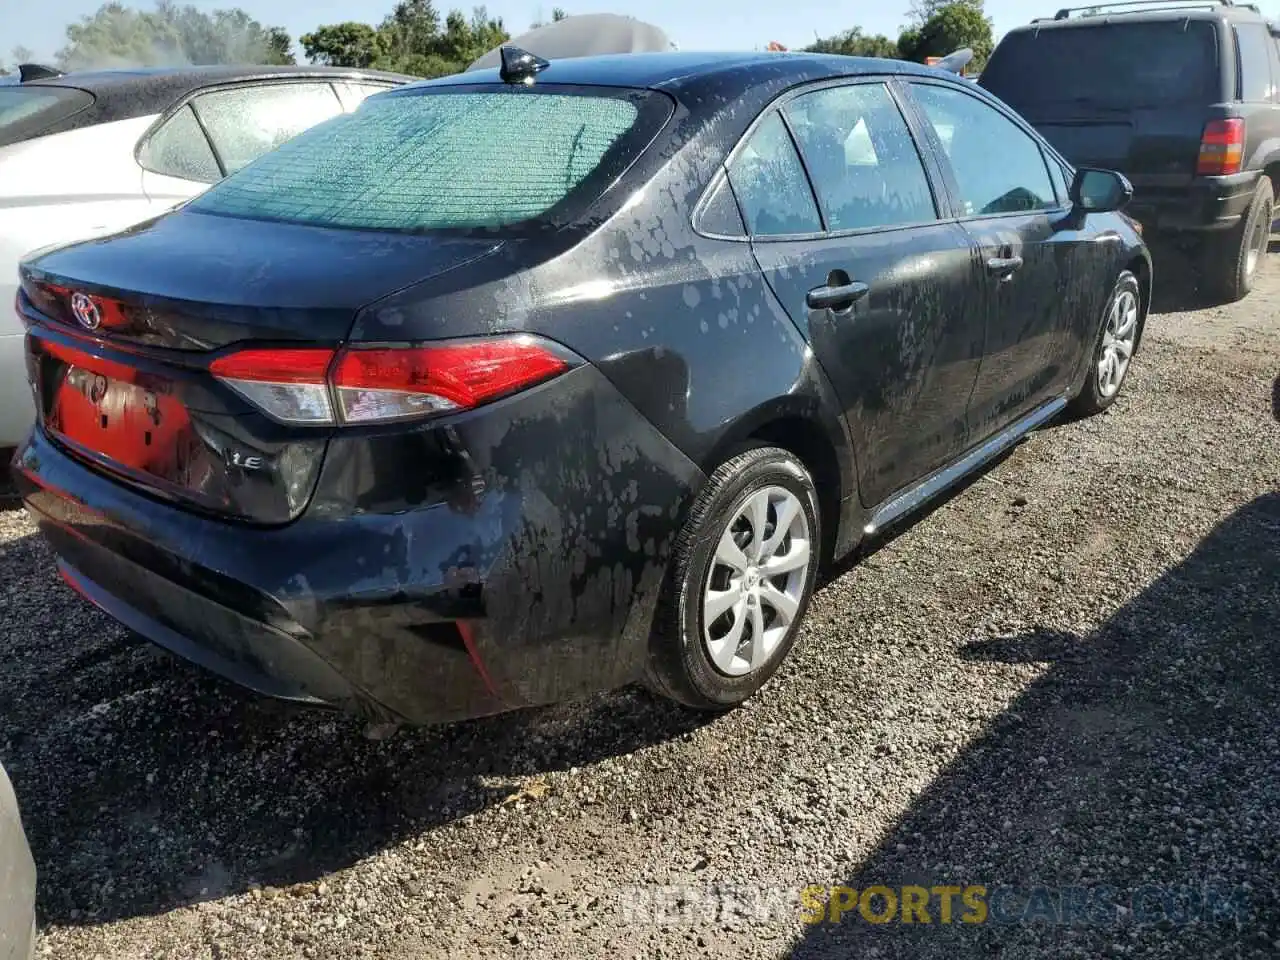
[
  {"x1": 24, "y1": 63, "x2": 410, "y2": 95},
  {"x1": 1011, "y1": 1, "x2": 1273, "y2": 33},
  {"x1": 420, "y1": 50, "x2": 953, "y2": 93}
]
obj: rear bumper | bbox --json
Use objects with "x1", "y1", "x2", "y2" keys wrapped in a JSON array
[
  {"x1": 1128, "y1": 172, "x2": 1258, "y2": 234},
  {"x1": 14, "y1": 365, "x2": 703, "y2": 724}
]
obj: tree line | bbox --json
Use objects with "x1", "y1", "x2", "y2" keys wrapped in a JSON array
[
  {"x1": 1, "y1": 0, "x2": 992, "y2": 80},
  {"x1": 803, "y1": 1, "x2": 994, "y2": 71}
]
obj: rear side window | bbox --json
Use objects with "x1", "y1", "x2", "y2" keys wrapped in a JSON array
[
  {"x1": 192, "y1": 82, "x2": 344, "y2": 175},
  {"x1": 138, "y1": 105, "x2": 221, "y2": 183},
  {"x1": 784, "y1": 83, "x2": 936, "y2": 232},
  {"x1": 981, "y1": 22, "x2": 1220, "y2": 112},
  {"x1": 0, "y1": 87, "x2": 94, "y2": 148},
  {"x1": 727, "y1": 113, "x2": 822, "y2": 237},
  {"x1": 1236, "y1": 24, "x2": 1275, "y2": 102},
  {"x1": 913, "y1": 84, "x2": 1057, "y2": 217},
  {"x1": 193, "y1": 88, "x2": 669, "y2": 233}
]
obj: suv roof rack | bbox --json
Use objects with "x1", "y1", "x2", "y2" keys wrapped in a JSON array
[
  {"x1": 17, "y1": 64, "x2": 64, "y2": 82},
  {"x1": 1043, "y1": 0, "x2": 1258, "y2": 20}
]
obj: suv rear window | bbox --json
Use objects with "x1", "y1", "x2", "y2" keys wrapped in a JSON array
[
  {"x1": 981, "y1": 21, "x2": 1220, "y2": 112},
  {"x1": 192, "y1": 87, "x2": 672, "y2": 234},
  {"x1": 0, "y1": 86, "x2": 94, "y2": 148}
]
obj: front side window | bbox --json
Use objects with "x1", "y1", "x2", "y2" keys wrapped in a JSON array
[
  {"x1": 192, "y1": 82, "x2": 344, "y2": 175},
  {"x1": 726, "y1": 112, "x2": 822, "y2": 237},
  {"x1": 785, "y1": 83, "x2": 937, "y2": 232},
  {"x1": 193, "y1": 89, "x2": 662, "y2": 233},
  {"x1": 912, "y1": 84, "x2": 1057, "y2": 217}
]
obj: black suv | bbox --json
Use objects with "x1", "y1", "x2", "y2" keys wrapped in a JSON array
[{"x1": 981, "y1": 0, "x2": 1280, "y2": 301}]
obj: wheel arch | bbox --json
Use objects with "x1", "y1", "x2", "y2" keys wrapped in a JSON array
[
  {"x1": 1124, "y1": 252, "x2": 1152, "y2": 350},
  {"x1": 699, "y1": 397, "x2": 851, "y2": 566}
]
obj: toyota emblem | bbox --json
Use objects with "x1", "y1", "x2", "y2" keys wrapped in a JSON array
[{"x1": 70, "y1": 292, "x2": 102, "y2": 331}]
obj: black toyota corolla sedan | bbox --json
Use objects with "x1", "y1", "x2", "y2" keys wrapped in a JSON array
[{"x1": 13, "y1": 50, "x2": 1149, "y2": 725}]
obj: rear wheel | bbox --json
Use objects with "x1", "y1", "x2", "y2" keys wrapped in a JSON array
[
  {"x1": 1068, "y1": 270, "x2": 1141, "y2": 419},
  {"x1": 1203, "y1": 174, "x2": 1273, "y2": 303},
  {"x1": 646, "y1": 446, "x2": 820, "y2": 710}
]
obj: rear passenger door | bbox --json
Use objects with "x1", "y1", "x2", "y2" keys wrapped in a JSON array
[
  {"x1": 905, "y1": 80, "x2": 1078, "y2": 439},
  {"x1": 139, "y1": 81, "x2": 348, "y2": 212},
  {"x1": 735, "y1": 79, "x2": 987, "y2": 509}
]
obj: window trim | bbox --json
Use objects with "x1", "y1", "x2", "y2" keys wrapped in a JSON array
[
  {"x1": 900, "y1": 77, "x2": 1069, "y2": 224},
  {"x1": 696, "y1": 75, "x2": 955, "y2": 244},
  {"x1": 134, "y1": 78, "x2": 346, "y2": 184},
  {"x1": 692, "y1": 166, "x2": 749, "y2": 241}
]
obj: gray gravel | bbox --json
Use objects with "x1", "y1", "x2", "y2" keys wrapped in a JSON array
[{"x1": 2, "y1": 253, "x2": 1279, "y2": 960}]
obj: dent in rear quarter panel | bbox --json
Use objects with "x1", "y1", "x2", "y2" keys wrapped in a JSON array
[{"x1": 304, "y1": 366, "x2": 704, "y2": 711}]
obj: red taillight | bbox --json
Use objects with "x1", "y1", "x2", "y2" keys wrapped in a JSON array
[
  {"x1": 1197, "y1": 119, "x2": 1245, "y2": 176},
  {"x1": 210, "y1": 337, "x2": 572, "y2": 426},
  {"x1": 332, "y1": 340, "x2": 570, "y2": 423},
  {"x1": 209, "y1": 348, "x2": 337, "y2": 425}
]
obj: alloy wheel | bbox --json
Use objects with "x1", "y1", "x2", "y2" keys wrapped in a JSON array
[
  {"x1": 702, "y1": 486, "x2": 812, "y2": 677},
  {"x1": 1097, "y1": 287, "x2": 1138, "y2": 399},
  {"x1": 1245, "y1": 202, "x2": 1272, "y2": 280}
]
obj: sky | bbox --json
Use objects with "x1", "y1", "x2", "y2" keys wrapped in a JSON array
[{"x1": 10, "y1": 0, "x2": 1280, "y2": 64}]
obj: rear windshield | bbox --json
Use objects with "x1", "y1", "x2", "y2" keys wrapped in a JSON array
[
  {"x1": 192, "y1": 87, "x2": 672, "y2": 234},
  {"x1": 0, "y1": 86, "x2": 94, "y2": 147},
  {"x1": 981, "y1": 21, "x2": 1220, "y2": 112}
]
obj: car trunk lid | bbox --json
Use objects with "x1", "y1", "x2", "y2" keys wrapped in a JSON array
[
  {"x1": 19, "y1": 212, "x2": 504, "y2": 524},
  {"x1": 22, "y1": 210, "x2": 503, "y2": 349}
]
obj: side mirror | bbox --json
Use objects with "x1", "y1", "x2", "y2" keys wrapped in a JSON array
[{"x1": 1069, "y1": 168, "x2": 1133, "y2": 214}]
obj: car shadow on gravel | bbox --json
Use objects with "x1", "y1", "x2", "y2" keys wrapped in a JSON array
[
  {"x1": 3, "y1": 605, "x2": 712, "y2": 927},
  {"x1": 1145, "y1": 239, "x2": 1224, "y2": 314},
  {"x1": 792, "y1": 492, "x2": 1280, "y2": 958}
]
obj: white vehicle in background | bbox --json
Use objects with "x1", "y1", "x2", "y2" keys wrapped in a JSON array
[{"x1": 0, "y1": 63, "x2": 409, "y2": 454}]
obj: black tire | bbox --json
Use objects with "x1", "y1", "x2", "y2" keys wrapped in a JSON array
[
  {"x1": 1068, "y1": 269, "x2": 1142, "y2": 419},
  {"x1": 1203, "y1": 174, "x2": 1273, "y2": 303},
  {"x1": 645, "y1": 445, "x2": 821, "y2": 711}
]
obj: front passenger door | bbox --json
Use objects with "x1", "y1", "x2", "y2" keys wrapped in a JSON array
[
  {"x1": 907, "y1": 82, "x2": 1075, "y2": 438},
  {"x1": 736, "y1": 81, "x2": 987, "y2": 509}
]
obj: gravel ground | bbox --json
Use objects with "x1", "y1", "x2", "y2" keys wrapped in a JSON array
[{"x1": 2, "y1": 251, "x2": 1278, "y2": 960}]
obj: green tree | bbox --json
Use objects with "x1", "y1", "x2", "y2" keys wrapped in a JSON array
[
  {"x1": 805, "y1": 27, "x2": 901, "y2": 59},
  {"x1": 530, "y1": 7, "x2": 569, "y2": 29},
  {"x1": 303, "y1": 3, "x2": 509, "y2": 77},
  {"x1": 380, "y1": 0, "x2": 441, "y2": 63},
  {"x1": 301, "y1": 21, "x2": 387, "y2": 68},
  {"x1": 57, "y1": 2, "x2": 294, "y2": 70},
  {"x1": 898, "y1": 0, "x2": 994, "y2": 70}
]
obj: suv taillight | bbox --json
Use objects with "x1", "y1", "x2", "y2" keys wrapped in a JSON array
[
  {"x1": 1197, "y1": 119, "x2": 1245, "y2": 176},
  {"x1": 210, "y1": 336, "x2": 574, "y2": 426}
]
